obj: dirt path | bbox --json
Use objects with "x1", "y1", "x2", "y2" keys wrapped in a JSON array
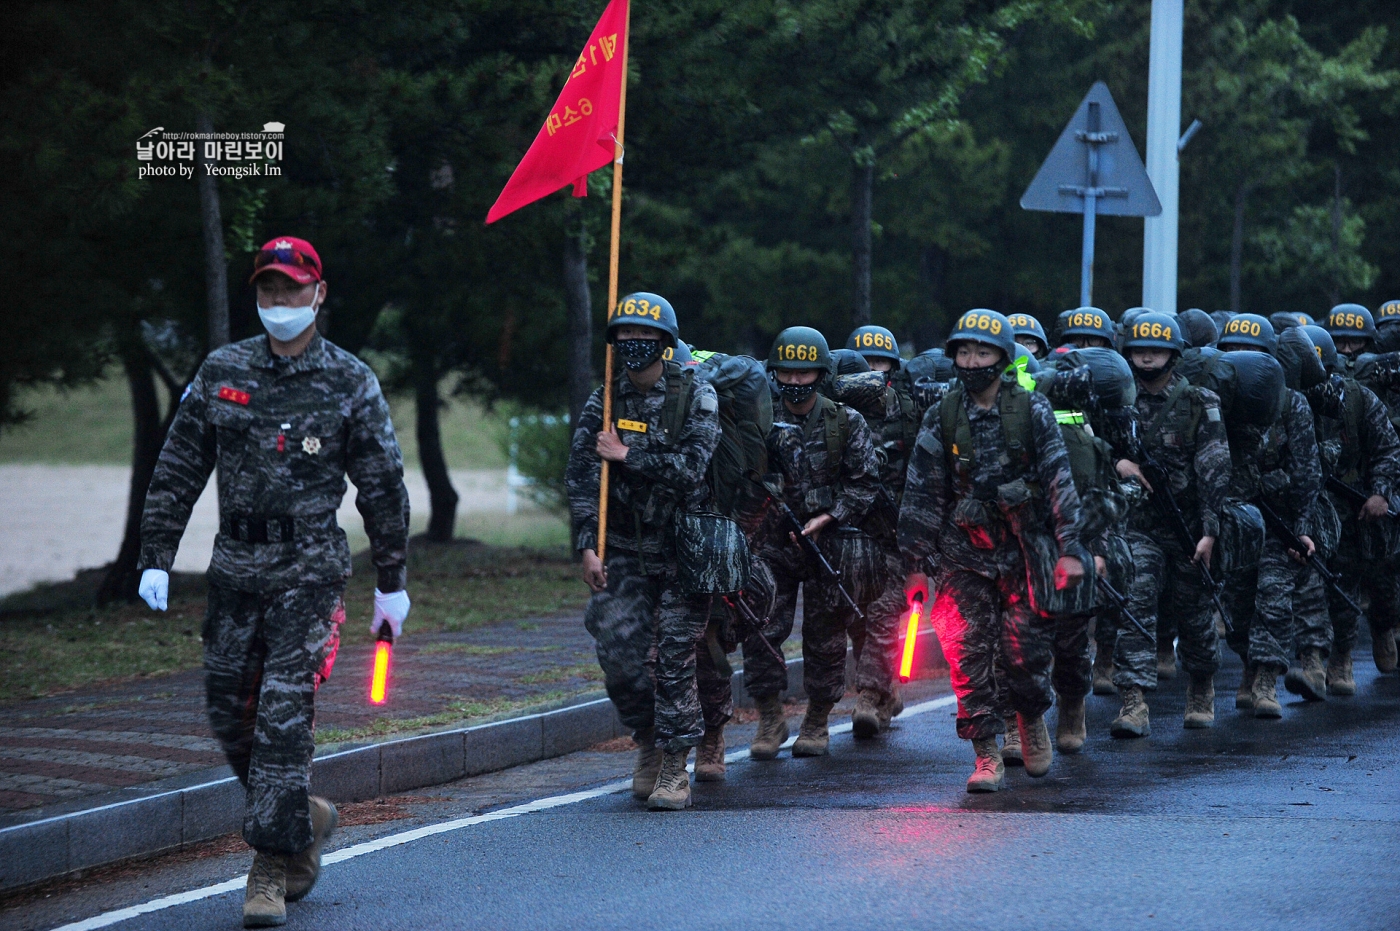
[{"x1": 0, "y1": 465, "x2": 516, "y2": 596}]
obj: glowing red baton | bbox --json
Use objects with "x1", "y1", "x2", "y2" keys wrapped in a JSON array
[
  {"x1": 370, "y1": 624, "x2": 393, "y2": 705},
  {"x1": 898, "y1": 591, "x2": 926, "y2": 683}
]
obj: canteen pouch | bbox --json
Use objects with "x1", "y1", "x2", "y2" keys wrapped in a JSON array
[
  {"x1": 674, "y1": 511, "x2": 750, "y2": 595},
  {"x1": 951, "y1": 498, "x2": 996, "y2": 550},
  {"x1": 1311, "y1": 494, "x2": 1342, "y2": 561},
  {"x1": 997, "y1": 478, "x2": 1094, "y2": 618},
  {"x1": 801, "y1": 486, "x2": 837, "y2": 520},
  {"x1": 1216, "y1": 502, "x2": 1265, "y2": 577},
  {"x1": 828, "y1": 527, "x2": 884, "y2": 605}
]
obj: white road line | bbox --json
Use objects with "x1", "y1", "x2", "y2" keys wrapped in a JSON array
[{"x1": 51, "y1": 693, "x2": 957, "y2": 931}]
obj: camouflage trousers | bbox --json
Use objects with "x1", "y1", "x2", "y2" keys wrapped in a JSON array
[
  {"x1": 1327, "y1": 522, "x2": 1400, "y2": 654},
  {"x1": 931, "y1": 550, "x2": 1057, "y2": 741},
  {"x1": 204, "y1": 582, "x2": 344, "y2": 855},
  {"x1": 740, "y1": 534, "x2": 873, "y2": 706},
  {"x1": 583, "y1": 550, "x2": 709, "y2": 752},
  {"x1": 1114, "y1": 530, "x2": 1220, "y2": 689},
  {"x1": 850, "y1": 540, "x2": 910, "y2": 703},
  {"x1": 1224, "y1": 536, "x2": 1329, "y2": 668},
  {"x1": 997, "y1": 610, "x2": 1094, "y2": 720}
]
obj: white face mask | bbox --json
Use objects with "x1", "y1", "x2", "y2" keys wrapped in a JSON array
[{"x1": 258, "y1": 286, "x2": 320, "y2": 341}]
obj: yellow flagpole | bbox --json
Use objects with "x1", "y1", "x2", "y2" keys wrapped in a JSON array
[{"x1": 597, "y1": 0, "x2": 631, "y2": 564}]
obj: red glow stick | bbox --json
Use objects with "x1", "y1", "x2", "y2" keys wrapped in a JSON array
[
  {"x1": 370, "y1": 625, "x2": 393, "y2": 705},
  {"x1": 898, "y1": 591, "x2": 926, "y2": 683}
]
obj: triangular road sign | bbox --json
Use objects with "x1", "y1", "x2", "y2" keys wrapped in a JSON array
[{"x1": 1020, "y1": 81, "x2": 1161, "y2": 218}]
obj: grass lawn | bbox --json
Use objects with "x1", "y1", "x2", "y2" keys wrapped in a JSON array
[
  {"x1": 0, "y1": 376, "x2": 509, "y2": 470},
  {"x1": 0, "y1": 541, "x2": 588, "y2": 705}
]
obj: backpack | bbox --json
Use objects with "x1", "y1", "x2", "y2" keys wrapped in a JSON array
[{"x1": 681, "y1": 352, "x2": 773, "y2": 532}]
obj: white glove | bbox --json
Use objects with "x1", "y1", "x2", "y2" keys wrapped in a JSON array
[
  {"x1": 373, "y1": 588, "x2": 411, "y2": 638},
  {"x1": 138, "y1": 569, "x2": 169, "y2": 611}
]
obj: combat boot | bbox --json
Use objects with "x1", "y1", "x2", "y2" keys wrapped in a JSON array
[
  {"x1": 749, "y1": 695, "x2": 789, "y2": 761},
  {"x1": 966, "y1": 737, "x2": 1004, "y2": 793},
  {"x1": 1327, "y1": 650, "x2": 1356, "y2": 696},
  {"x1": 694, "y1": 726, "x2": 726, "y2": 782},
  {"x1": 1018, "y1": 713, "x2": 1053, "y2": 777},
  {"x1": 631, "y1": 728, "x2": 662, "y2": 799},
  {"x1": 1110, "y1": 686, "x2": 1150, "y2": 738},
  {"x1": 1251, "y1": 665, "x2": 1283, "y2": 718},
  {"x1": 1372, "y1": 624, "x2": 1398, "y2": 674},
  {"x1": 792, "y1": 699, "x2": 834, "y2": 757},
  {"x1": 1092, "y1": 650, "x2": 1115, "y2": 695},
  {"x1": 646, "y1": 749, "x2": 692, "y2": 811},
  {"x1": 1284, "y1": 648, "x2": 1327, "y2": 702},
  {"x1": 1235, "y1": 664, "x2": 1257, "y2": 710},
  {"x1": 851, "y1": 688, "x2": 882, "y2": 739},
  {"x1": 876, "y1": 685, "x2": 903, "y2": 730},
  {"x1": 284, "y1": 796, "x2": 337, "y2": 903},
  {"x1": 1000, "y1": 721, "x2": 1024, "y2": 766},
  {"x1": 1055, "y1": 693, "x2": 1087, "y2": 754},
  {"x1": 243, "y1": 852, "x2": 288, "y2": 928},
  {"x1": 1183, "y1": 673, "x2": 1215, "y2": 728},
  {"x1": 1157, "y1": 646, "x2": 1177, "y2": 680}
]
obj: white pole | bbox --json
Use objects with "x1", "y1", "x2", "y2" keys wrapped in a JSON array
[{"x1": 1142, "y1": 0, "x2": 1183, "y2": 315}]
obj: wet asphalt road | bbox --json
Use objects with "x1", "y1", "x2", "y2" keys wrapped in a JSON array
[{"x1": 22, "y1": 656, "x2": 1400, "y2": 931}]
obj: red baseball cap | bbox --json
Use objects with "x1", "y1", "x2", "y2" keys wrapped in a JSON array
[{"x1": 249, "y1": 236, "x2": 323, "y2": 284}]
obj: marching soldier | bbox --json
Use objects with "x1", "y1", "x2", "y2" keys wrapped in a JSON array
[
  {"x1": 1112, "y1": 312, "x2": 1231, "y2": 737},
  {"x1": 137, "y1": 236, "x2": 411, "y2": 928},
  {"x1": 745, "y1": 327, "x2": 881, "y2": 760},
  {"x1": 1009, "y1": 313, "x2": 1051, "y2": 360},
  {"x1": 566, "y1": 292, "x2": 721, "y2": 811},
  {"x1": 899, "y1": 309, "x2": 1088, "y2": 792},
  {"x1": 1060, "y1": 307, "x2": 1116, "y2": 350},
  {"x1": 1216, "y1": 315, "x2": 1326, "y2": 716}
]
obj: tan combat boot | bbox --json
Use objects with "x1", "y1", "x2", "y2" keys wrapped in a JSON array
[
  {"x1": 1000, "y1": 720, "x2": 1024, "y2": 766},
  {"x1": 1236, "y1": 663, "x2": 1257, "y2": 710},
  {"x1": 1285, "y1": 648, "x2": 1327, "y2": 702},
  {"x1": 646, "y1": 749, "x2": 693, "y2": 811},
  {"x1": 1183, "y1": 673, "x2": 1216, "y2": 728},
  {"x1": 1372, "y1": 624, "x2": 1398, "y2": 674},
  {"x1": 243, "y1": 852, "x2": 288, "y2": 928},
  {"x1": 694, "y1": 726, "x2": 726, "y2": 782},
  {"x1": 749, "y1": 695, "x2": 789, "y2": 761},
  {"x1": 1157, "y1": 645, "x2": 1177, "y2": 680},
  {"x1": 1092, "y1": 649, "x2": 1116, "y2": 695},
  {"x1": 852, "y1": 688, "x2": 882, "y2": 739},
  {"x1": 966, "y1": 737, "x2": 1004, "y2": 793},
  {"x1": 631, "y1": 728, "x2": 662, "y2": 799},
  {"x1": 879, "y1": 684, "x2": 905, "y2": 725},
  {"x1": 1110, "y1": 685, "x2": 1150, "y2": 738},
  {"x1": 1327, "y1": 649, "x2": 1355, "y2": 696},
  {"x1": 792, "y1": 699, "x2": 834, "y2": 757},
  {"x1": 1018, "y1": 713, "x2": 1053, "y2": 777},
  {"x1": 1251, "y1": 665, "x2": 1283, "y2": 718},
  {"x1": 1055, "y1": 693, "x2": 1087, "y2": 754},
  {"x1": 284, "y1": 796, "x2": 338, "y2": 903}
]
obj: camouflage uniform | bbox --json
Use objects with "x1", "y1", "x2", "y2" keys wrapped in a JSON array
[
  {"x1": 566, "y1": 364, "x2": 720, "y2": 753},
  {"x1": 1311, "y1": 374, "x2": 1400, "y2": 655},
  {"x1": 744, "y1": 394, "x2": 880, "y2": 705},
  {"x1": 139, "y1": 333, "x2": 409, "y2": 854},
  {"x1": 1116, "y1": 372, "x2": 1231, "y2": 690},
  {"x1": 1222, "y1": 390, "x2": 1326, "y2": 668},
  {"x1": 898, "y1": 380, "x2": 1087, "y2": 740}
]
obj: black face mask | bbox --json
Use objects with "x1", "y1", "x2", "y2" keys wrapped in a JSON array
[
  {"x1": 955, "y1": 363, "x2": 1002, "y2": 394},
  {"x1": 615, "y1": 338, "x2": 664, "y2": 371},
  {"x1": 779, "y1": 382, "x2": 817, "y2": 405},
  {"x1": 1129, "y1": 360, "x2": 1173, "y2": 383}
]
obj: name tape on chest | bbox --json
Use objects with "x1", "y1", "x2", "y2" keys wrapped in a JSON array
[
  {"x1": 217, "y1": 386, "x2": 251, "y2": 405},
  {"x1": 616, "y1": 419, "x2": 648, "y2": 433}
]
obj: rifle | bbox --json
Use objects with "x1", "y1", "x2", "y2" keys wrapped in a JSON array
[
  {"x1": 1094, "y1": 575, "x2": 1153, "y2": 643},
  {"x1": 1139, "y1": 455, "x2": 1232, "y2": 633},
  {"x1": 1253, "y1": 496, "x2": 1364, "y2": 618},
  {"x1": 1326, "y1": 474, "x2": 1372, "y2": 511},
  {"x1": 721, "y1": 592, "x2": 787, "y2": 664},
  {"x1": 752, "y1": 474, "x2": 864, "y2": 619}
]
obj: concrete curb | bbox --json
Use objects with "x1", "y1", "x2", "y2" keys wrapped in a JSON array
[{"x1": 0, "y1": 658, "x2": 820, "y2": 893}]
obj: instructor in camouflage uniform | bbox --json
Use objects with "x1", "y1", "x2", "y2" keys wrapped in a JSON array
[
  {"x1": 565, "y1": 292, "x2": 720, "y2": 811},
  {"x1": 137, "y1": 236, "x2": 410, "y2": 928},
  {"x1": 899, "y1": 309, "x2": 1087, "y2": 792}
]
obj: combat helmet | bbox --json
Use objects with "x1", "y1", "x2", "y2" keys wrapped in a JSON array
[
  {"x1": 1122, "y1": 311, "x2": 1184, "y2": 355},
  {"x1": 1007, "y1": 313, "x2": 1049, "y2": 357},
  {"x1": 768, "y1": 326, "x2": 833, "y2": 372},
  {"x1": 1325, "y1": 303, "x2": 1377, "y2": 349},
  {"x1": 1218, "y1": 313, "x2": 1277, "y2": 354},
  {"x1": 1061, "y1": 306, "x2": 1115, "y2": 345},
  {"x1": 846, "y1": 325, "x2": 900, "y2": 366},
  {"x1": 607, "y1": 292, "x2": 679, "y2": 345},
  {"x1": 946, "y1": 309, "x2": 1017, "y2": 361}
]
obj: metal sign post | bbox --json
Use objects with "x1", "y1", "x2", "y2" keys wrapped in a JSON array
[{"x1": 1021, "y1": 82, "x2": 1162, "y2": 308}]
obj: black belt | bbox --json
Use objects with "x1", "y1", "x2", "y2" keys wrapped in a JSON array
[{"x1": 221, "y1": 515, "x2": 300, "y2": 544}]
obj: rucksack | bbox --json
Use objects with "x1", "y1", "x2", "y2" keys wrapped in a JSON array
[{"x1": 681, "y1": 352, "x2": 773, "y2": 531}]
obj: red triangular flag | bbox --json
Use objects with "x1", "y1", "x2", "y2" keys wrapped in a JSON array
[{"x1": 486, "y1": 0, "x2": 629, "y2": 224}]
